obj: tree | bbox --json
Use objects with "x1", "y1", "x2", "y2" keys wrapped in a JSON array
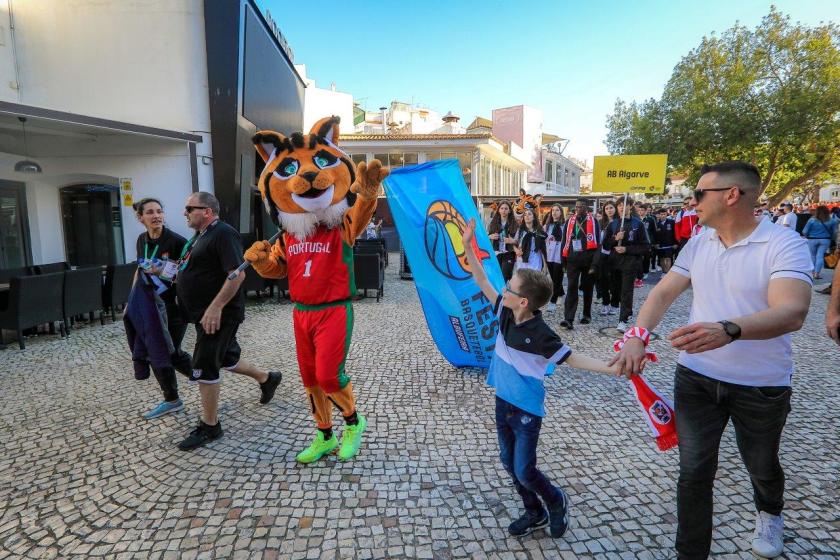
[{"x1": 605, "y1": 7, "x2": 840, "y2": 205}]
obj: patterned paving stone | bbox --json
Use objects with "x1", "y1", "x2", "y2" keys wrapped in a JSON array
[{"x1": 0, "y1": 261, "x2": 838, "y2": 559}]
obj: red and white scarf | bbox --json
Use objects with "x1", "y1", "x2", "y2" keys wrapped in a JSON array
[
  {"x1": 562, "y1": 213, "x2": 598, "y2": 257},
  {"x1": 613, "y1": 327, "x2": 679, "y2": 452}
]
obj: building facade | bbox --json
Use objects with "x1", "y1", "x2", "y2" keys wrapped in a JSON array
[{"x1": 0, "y1": 0, "x2": 303, "y2": 268}]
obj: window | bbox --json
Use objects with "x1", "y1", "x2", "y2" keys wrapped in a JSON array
[
  {"x1": 373, "y1": 153, "x2": 388, "y2": 165},
  {"x1": 351, "y1": 153, "x2": 367, "y2": 165},
  {"x1": 388, "y1": 154, "x2": 405, "y2": 168},
  {"x1": 493, "y1": 163, "x2": 501, "y2": 196},
  {"x1": 440, "y1": 152, "x2": 456, "y2": 161},
  {"x1": 545, "y1": 161, "x2": 554, "y2": 184},
  {"x1": 403, "y1": 153, "x2": 418, "y2": 166}
]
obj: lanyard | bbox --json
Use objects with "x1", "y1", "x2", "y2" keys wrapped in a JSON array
[
  {"x1": 179, "y1": 235, "x2": 198, "y2": 260},
  {"x1": 144, "y1": 241, "x2": 159, "y2": 262}
]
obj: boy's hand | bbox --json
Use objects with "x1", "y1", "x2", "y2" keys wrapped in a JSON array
[
  {"x1": 463, "y1": 218, "x2": 476, "y2": 245},
  {"x1": 609, "y1": 337, "x2": 647, "y2": 378}
]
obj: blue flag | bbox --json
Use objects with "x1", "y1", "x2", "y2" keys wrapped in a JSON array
[{"x1": 383, "y1": 159, "x2": 504, "y2": 368}]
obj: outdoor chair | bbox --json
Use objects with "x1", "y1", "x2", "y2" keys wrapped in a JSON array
[
  {"x1": 63, "y1": 267, "x2": 104, "y2": 333},
  {"x1": 355, "y1": 239, "x2": 388, "y2": 267},
  {"x1": 354, "y1": 253, "x2": 384, "y2": 301},
  {"x1": 0, "y1": 272, "x2": 66, "y2": 349},
  {"x1": 102, "y1": 263, "x2": 137, "y2": 322},
  {"x1": 242, "y1": 266, "x2": 271, "y2": 298},
  {"x1": 0, "y1": 266, "x2": 33, "y2": 284},
  {"x1": 34, "y1": 262, "x2": 70, "y2": 275}
]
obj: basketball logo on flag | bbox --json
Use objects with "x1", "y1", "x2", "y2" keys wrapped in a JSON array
[
  {"x1": 424, "y1": 200, "x2": 491, "y2": 280},
  {"x1": 649, "y1": 400, "x2": 672, "y2": 425}
]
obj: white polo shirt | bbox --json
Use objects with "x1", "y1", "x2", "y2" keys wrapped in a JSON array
[
  {"x1": 671, "y1": 217, "x2": 812, "y2": 386},
  {"x1": 778, "y1": 212, "x2": 797, "y2": 228}
]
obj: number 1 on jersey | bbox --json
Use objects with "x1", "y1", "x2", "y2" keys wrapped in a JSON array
[{"x1": 302, "y1": 259, "x2": 313, "y2": 277}]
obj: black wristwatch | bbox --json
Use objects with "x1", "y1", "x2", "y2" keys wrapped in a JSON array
[{"x1": 718, "y1": 320, "x2": 742, "y2": 342}]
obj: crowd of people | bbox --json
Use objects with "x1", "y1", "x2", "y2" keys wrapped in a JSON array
[
  {"x1": 482, "y1": 192, "x2": 840, "y2": 331},
  {"x1": 483, "y1": 194, "x2": 707, "y2": 333}
]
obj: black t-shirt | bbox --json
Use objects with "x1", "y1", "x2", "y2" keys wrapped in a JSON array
[
  {"x1": 135, "y1": 227, "x2": 188, "y2": 307},
  {"x1": 176, "y1": 220, "x2": 245, "y2": 324}
]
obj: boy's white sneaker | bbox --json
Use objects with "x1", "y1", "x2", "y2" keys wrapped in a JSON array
[
  {"x1": 752, "y1": 511, "x2": 784, "y2": 558},
  {"x1": 616, "y1": 321, "x2": 628, "y2": 333}
]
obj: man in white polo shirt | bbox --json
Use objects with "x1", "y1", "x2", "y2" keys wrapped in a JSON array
[
  {"x1": 611, "y1": 161, "x2": 812, "y2": 559},
  {"x1": 777, "y1": 203, "x2": 797, "y2": 229}
]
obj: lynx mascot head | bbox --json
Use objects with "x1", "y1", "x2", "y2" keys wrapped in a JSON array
[
  {"x1": 243, "y1": 116, "x2": 389, "y2": 465},
  {"x1": 252, "y1": 115, "x2": 389, "y2": 239}
]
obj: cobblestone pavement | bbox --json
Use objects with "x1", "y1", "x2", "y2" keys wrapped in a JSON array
[{"x1": 1, "y1": 260, "x2": 838, "y2": 560}]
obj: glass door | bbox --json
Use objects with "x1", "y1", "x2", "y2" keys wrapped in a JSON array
[
  {"x1": 0, "y1": 180, "x2": 31, "y2": 268},
  {"x1": 60, "y1": 184, "x2": 125, "y2": 266}
]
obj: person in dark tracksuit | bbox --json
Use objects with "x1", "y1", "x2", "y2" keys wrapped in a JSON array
[
  {"x1": 487, "y1": 201, "x2": 519, "y2": 282},
  {"x1": 603, "y1": 198, "x2": 651, "y2": 332},
  {"x1": 558, "y1": 198, "x2": 600, "y2": 329},
  {"x1": 594, "y1": 201, "x2": 617, "y2": 315},
  {"x1": 654, "y1": 208, "x2": 677, "y2": 274},
  {"x1": 637, "y1": 203, "x2": 658, "y2": 280},
  {"x1": 543, "y1": 204, "x2": 566, "y2": 312}
]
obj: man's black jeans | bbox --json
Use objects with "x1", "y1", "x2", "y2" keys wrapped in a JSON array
[{"x1": 674, "y1": 365, "x2": 791, "y2": 559}]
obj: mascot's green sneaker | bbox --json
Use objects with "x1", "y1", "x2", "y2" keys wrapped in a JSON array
[
  {"x1": 296, "y1": 431, "x2": 338, "y2": 464},
  {"x1": 338, "y1": 414, "x2": 367, "y2": 461}
]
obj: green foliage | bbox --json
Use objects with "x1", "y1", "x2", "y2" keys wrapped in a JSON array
[{"x1": 605, "y1": 7, "x2": 840, "y2": 205}]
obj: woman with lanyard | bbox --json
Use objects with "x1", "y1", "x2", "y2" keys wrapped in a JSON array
[
  {"x1": 513, "y1": 205, "x2": 547, "y2": 272},
  {"x1": 133, "y1": 198, "x2": 193, "y2": 420},
  {"x1": 487, "y1": 201, "x2": 518, "y2": 282},
  {"x1": 594, "y1": 200, "x2": 617, "y2": 315},
  {"x1": 543, "y1": 204, "x2": 566, "y2": 312}
]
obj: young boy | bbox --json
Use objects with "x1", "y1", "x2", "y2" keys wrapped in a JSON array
[{"x1": 462, "y1": 218, "x2": 619, "y2": 538}]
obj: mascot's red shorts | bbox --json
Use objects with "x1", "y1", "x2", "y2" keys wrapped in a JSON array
[{"x1": 292, "y1": 300, "x2": 353, "y2": 394}]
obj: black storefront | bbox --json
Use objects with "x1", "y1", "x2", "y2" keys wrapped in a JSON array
[{"x1": 204, "y1": 0, "x2": 305, "y2": 241}]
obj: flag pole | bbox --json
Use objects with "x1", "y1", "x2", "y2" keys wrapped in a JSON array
[{"x1": 618, "y1": 192, "x2": 628, "y2": 246}]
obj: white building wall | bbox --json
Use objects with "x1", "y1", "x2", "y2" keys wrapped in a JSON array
[
  {"x1": 7, "y1": 0, "x2": 211, "y2": 134},
  {"x1": 0, "y1": 139, "x2": 194, "y2": 265},
  {"x1": 0, "y1": 4, "x2": 20, "y2": 103}
]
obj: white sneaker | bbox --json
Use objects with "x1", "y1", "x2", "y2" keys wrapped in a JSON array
[
  {"x1": 752, "y1": 512, "x2": 783, "y2": 558},
  {"x1": 600, "y1": 305, "x2": 610, "y2": 316},
  {"x1": 546, "y1": 302, "x2": 557, "y2": 312},
  {"x1": 616, "y1": 321, "x2": 628, "y2": 333},
  {"x1": 643, "y1": 273, "x2": 649, "y2": 279},
  {"x1": 608, "y1": 306, "x2": 618, "y2": 315}
]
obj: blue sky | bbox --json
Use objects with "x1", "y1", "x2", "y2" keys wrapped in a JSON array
[{"x1": 260, "y1": 0, "x2": 836, "y2": 166}]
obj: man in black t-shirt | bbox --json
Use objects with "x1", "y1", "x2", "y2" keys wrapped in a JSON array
[{"x1": 175, "y1": 192, "x2": 282, "y2": 451}]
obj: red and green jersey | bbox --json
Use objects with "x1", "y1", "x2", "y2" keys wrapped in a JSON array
[{"x1": 284, "y1": 225, "x2": 355, "y2": 305}]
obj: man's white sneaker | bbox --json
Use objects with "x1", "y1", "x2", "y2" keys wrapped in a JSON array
[
  {"x1": 616, "y1": 321, "x2": 628, "y2": 333},
  {"x1": 608, "y1": 306, "x2": 619, "y2": 315},
  {"x1": 600, "y1": 305, "x2": 610, "y2": 316},
  {"x1": 752, "y1": 511, "x2": 784, "y2": 558},
  {"x1": 546, "y1": 302, "x2": 557, "y2": 312}
]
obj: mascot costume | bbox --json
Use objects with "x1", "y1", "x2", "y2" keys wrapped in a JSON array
[{"x1": 244, "y1": 116, "x2": 389, "y2": 463}]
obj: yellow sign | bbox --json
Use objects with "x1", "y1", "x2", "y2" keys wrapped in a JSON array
[
  {"x1": 592, "y1": 154, "x2": 667, "y2": 194},
  {"x1": 119, "y1": 177, "x2": 133, "y2": 206}
]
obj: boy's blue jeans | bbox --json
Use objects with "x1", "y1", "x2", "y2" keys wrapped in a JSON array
[{"x1": 495, "y1": 397, "x2": 562, "y2": 513}]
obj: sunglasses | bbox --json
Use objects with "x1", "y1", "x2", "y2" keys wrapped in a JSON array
[
  {"x1": 504, "y1": 282, "x2": 525, "y2": 298},
  {"x1": 185, "y1": 205, "x2": 209, "y2": 213},
  {"x1": 692, "y1": 186, "x2": 745, "y2": 202}
]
